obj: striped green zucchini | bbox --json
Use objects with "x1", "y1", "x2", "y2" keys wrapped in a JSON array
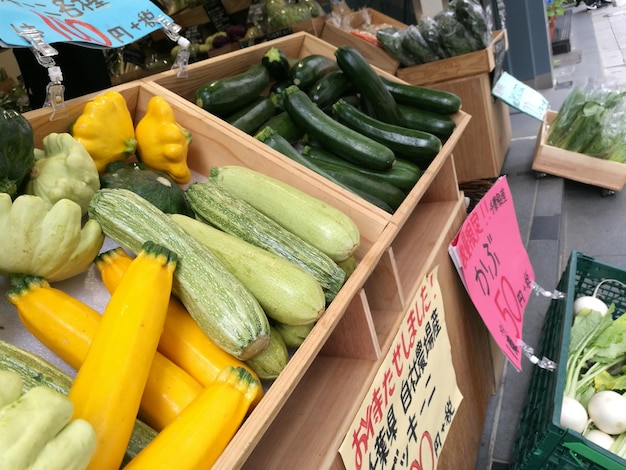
[
  {"x1": 185, "y1": 180, "x2": 346, "y2": 304},
  {"x1": 0, "y1": 340, "x2": 156, "y2": 466},
  {"x1": 171, "y1": 213, "x2": 325, "y2": 326},
  {"x1": 88, "y1": 188, "x2": 270, "y2": 361},
  {"x1": 208, "y1": 165, "x2": 360, "y2": 263}
]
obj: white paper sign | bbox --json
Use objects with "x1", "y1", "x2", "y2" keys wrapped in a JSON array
[
  {"x1": 492, "y1": 71, "x2": 549, "y2": 121},
  {"x1": 339, "y1": 266, "x2": 463, "y2": 470}
]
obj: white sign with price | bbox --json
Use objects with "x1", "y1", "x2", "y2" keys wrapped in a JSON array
[{"x1": 492, "y1": 71, "x2": 549, "y2": 121}]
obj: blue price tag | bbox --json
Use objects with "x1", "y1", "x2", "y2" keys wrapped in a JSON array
[{"x1": 0, "y1": 1, "x2": 170, "y2": 49}]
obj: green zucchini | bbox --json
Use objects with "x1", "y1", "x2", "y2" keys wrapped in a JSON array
[
  {"x1": 208, "y1": 165, "x2": 360, "y2": 263},
  {"x1": 255, "y1": 127, "x2": 393, "y2": 212},
  {"x1": 185, "y1": 180, "x2": 346, "y2": 304},
  {"x1": 334, "y1": 46, "x2": 404, "y2": 126},
  {"x1": 244, "y1": 326, "x2": 288, "y2": 380},
  {"x1": 332, "y1": 99, "x2": 441, "y2": 168},
  {"x1": 300, "y1": 144, "x2": 422, "y2": 193},
  {"x1": 289, "y1": 54, "x2": 339, "y2": 90},
  {"x1": 397, "y1": 103, "x2": 457, "y2": 139},
  {"x1": 0, "y1": 340, "x2": 156, "y2": 466},
  {"x1": 171, "y1": 213, "x2": 325, "y2": 326},
  {"x1": 283, "y1": 85, "x2": 395, "y2": 171},
  {"x1": 88, "y1": 188, "x2": 270, "y2": 361},
  {"x1": 308, "y1": 70, "x2": 355, "y2": 111},
  {"x1": 301, "y1": 145, "x2": 405, "y2": 212},
  {"x1": 261, "y1": 46, "x2": 291, "y2": 81},
  {"x1": 379, "y1": 75, "x2": 462, "y2": 115},
  {"x1": 194, "y1": 63, "x2": 270, "y2": 117},
  {"x1": 225, "y1": 96, "x2": 277, "y2": 135},
  {"x1": 259, "y1": 111, "x2": 304, "y2": 143},
  {"x1": 272, "y1": 321, "x2": 315, "y2": 349}
]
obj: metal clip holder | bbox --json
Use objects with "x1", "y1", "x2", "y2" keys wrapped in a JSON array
[
  {"x1": 154, "y1": 15, "x2": 190, "y2": 78},
  {"x1": 17, "y1": 27, "x2": 67, "y2": 120}
]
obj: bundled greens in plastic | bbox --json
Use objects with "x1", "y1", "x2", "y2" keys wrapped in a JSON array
[
  {"x1": 417, "y1": 17, "x2": 449, "y2": 60},
  {"x1": 401, "y1": 25, "x2": 442, "y2": 63},
  {"x1": 435, "y1": 9, "x2": 482, "y2": 56},
  {"x1": 547, "y1": 80, "x2": 626, "y2": 162},
  {"x1": 451, "y1": 0, "x2": 492, "y2": 48},
  {"x1": 376, "y1": 27, "x2": 421, "y2": 67}
]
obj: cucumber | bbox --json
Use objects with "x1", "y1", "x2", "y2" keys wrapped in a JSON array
[
  {"x1": 283, "y1": 85, "x2": 395, "y2": 171},
  {"x1": 334, "y1": 46, "x2": 404, "y2": 126},
  {"x1": 225, "y1": 96, "x2": 277, "y2": 135},
  {"x1": 379, "y1": 75, "x2": 462, "y2": 115},
  {"x1": 301, "y1": 145, "x2": 405, "y2": 212},
  {"x1": 0, "y1": 340, "x2": 155, "y2": 466},
  {"x1": 300, "y1": 144, "x2": 422, "y2": 193},
  {"x1": 88, "y1": 188, "x2": 270, "y2": 361},
  {"x1": 185, "y1": 180, "x2": 346, "y2": 304},
  {"x1": 194, "y1": 63, "x2": 270, "y2": 117},
  {"x1": 398, "y1": 103, "x2": 457, "y2": 139},
  {"x1": 332, "y1": 99, "x2": 442, "y2": 168},
  {"x1": 308, "y1": 70, "x2": 355, "y2": 111},
  {"x1": 289, "y1": 54, "x2": 339, "y2": 90},
  {"x1": 261, "y1": 46, "x2": 291, "y2": 81},
  {"x1": 171, "y1": 213, "x2": 325, "y2": 326},
  {"x1": 260, "y1": 112, "x2": 304, "y2": 143},
  {"x1": 209, "y1": 165, "x2": 360, "y2": 263},
  {"x1": 244, "y1": 326, "x2": 288, "y2": 380}
]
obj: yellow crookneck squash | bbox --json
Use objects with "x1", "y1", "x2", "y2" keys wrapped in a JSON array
[
  {"x1": 135, "y1": 96, "x2": 192, "y2": 185},
  {"x1": 68, "y1": 241, "x2": 177, "y2": 470},
  {"x1": 71, "y1": 90, "x2": 137, "y2": 173}
]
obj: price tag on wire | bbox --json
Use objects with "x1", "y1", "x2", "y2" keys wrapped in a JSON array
[{"x1": 449, "y1": 176, "x2": 534, "y2": 371}]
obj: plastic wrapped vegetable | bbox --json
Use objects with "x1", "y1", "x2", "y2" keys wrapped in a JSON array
[
  {"x1": 417, "y1": 17, "x2": 449, "y2": 60},
  {"x1": 0, "y1": 106, "x2": 35, "y2": 198},
  {"x1": 0, "y1": 193, "x2": 105, "y2": 282},
  {"x1": 452, "y1": 0, "x2": 492, "y2": 48},
  {"x1": 400, "y1": 25, "x2": 442, "y2": 64},
  {"x1": 435, "y1": 9, "x2": 482, "y2": 56},
  {"x1": 376, "y1": 27, "x2": 420, "y2": 67},
  {"x1": 266, "y1": 0, "x2": 313, "y2": 31},
  {"x1": 25, "y1": 133, "x2": 100, "y2": 216}
]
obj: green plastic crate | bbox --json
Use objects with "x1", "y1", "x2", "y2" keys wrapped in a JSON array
[{"x1": 511, "y1": 251, "x2": 626, "y2": 469}]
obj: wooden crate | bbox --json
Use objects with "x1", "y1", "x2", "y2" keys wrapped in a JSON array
[
  {"x1": 428, "y1": 72, "x2": 512, "y2": 183},
  {"x1": 532, "y1": 110, "x2": 626, "y2": 192},
  {"x1": 396, "y1": 29, "x2": 508, "y2": 87},
  {"x1": 320, "y1": 8, "x2": 405, "y2": 74},
  {"x1": 141, "y1": 32, "x2": 494, "y2": 468}
]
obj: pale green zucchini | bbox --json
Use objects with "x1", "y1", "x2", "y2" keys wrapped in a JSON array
[
  {"x1": 171, "y1": 213, "x2": 325, "y2": 326},
  {"x1": 208, "y1": 165, "x2": 360, "y2": 263},
  {"x1": 88, "y1": 188, "x2": 270, "y2": 361},
  {"x1": 0, "y1": 340, "x2": 156, "y2": 466},
  {"x1": 273, "y1": 321, "x2": 315, "y2": 348},
  {"x1": 245, "y1": 326, "x2": 288, "y2": 380},
  {"x1": 185, "y1": 181, "x2": 346, "y2": 304}
]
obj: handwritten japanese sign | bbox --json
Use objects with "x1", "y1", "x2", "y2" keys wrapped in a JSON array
[
  {"x1": 339, "y1": 266, "x2": 463, "y2": 470},
  {"x1": 492, "y1": 71, "x2": 549, "y2": 122},
  {"x1": 448, "y1": 176, "x2": 534, "y2": 371},
  {"x1": 0, "y1": 1, "x2": 170, "y2": 49}
]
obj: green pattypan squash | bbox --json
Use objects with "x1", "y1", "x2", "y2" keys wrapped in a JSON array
[
  {"x1": 0, "y1": 106, "x2": 35, "y2": 198},
  {"x1": 0, "y1": 193, "x2": 104, "y2": 282},
  {"x1": 25, "y1": 133, "x2": 100, "y2": 215}
]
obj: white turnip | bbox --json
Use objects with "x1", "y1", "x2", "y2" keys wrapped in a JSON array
[
  {"x1": 560, "y1": 395, "x2": 589, "y2": 434},
  {"x1": 585, "y1": 428, "x2": 615, "y2": 449},
  {"x1": 587, "y1": 390, "x2": 626, "y2": 435}
]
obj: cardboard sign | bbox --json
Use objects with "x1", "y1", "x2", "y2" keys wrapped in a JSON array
[
  {"x1": 339, "y1": 266, "x2": 463, "y2": 470},
  {"x1": 0, "y1": 1, "x2": 169, "y2": 49},
  {"x1": 449, "y1": 176, "x2": 534, "y2": 371},
  {"x1": 492, "y1": 71, "x2": 549, "y2": 121}
]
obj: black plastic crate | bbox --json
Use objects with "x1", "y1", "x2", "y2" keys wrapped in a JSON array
[{"x1": 511, "y1": 251, "x2": 626, "y2": 469}]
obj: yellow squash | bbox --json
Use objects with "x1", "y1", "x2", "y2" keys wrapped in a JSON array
[
  {"x1": 134, "y1": 95, "x2": 192, "y2": 184},
  {"x1": 6, "y1": 274, "x2": 203, "y2": 432},
  {"x1": 71, "y1": 90, "x2": 137, "y2": 173},
  {"x1": 95, "y1": 247, "x2": 263, "y2": 406},
  {"x1": 68, "y1": 241, "x2": 177, "y2": 470},
  {"x1": 124, "y1": 366, "x2": 259, "y2": 470}
]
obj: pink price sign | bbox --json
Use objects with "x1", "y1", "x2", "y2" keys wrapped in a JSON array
[{"x1": 449, "y1": 176, "x2": 534, "y2": 371}]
